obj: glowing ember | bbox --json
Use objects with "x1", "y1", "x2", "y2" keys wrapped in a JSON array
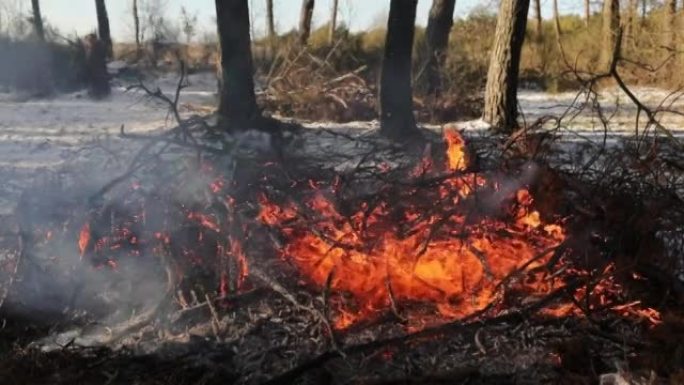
[{"x1": 259, "y1": 130, "x2": 568, "y2": 327}]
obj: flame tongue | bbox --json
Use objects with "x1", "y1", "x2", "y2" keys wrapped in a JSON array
[{"x1": 259, "y1": 130, "x2": 566, "y2": 327}]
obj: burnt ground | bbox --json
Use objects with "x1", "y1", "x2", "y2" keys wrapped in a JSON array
[{"x1": 0, "y1": 118, "x2": 683, "y2": 384}]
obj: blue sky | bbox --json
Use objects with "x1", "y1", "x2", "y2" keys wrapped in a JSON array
[{"x1": 32, "y1": 0, "x2": 583, "y2": 42}]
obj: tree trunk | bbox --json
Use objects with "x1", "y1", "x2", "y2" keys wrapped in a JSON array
[
  {"x1": 215, "y1": 0, "x2": 259, "y2": 126},
  {"x1": 85, "y1": 34, "x2": 111, "y2": 98},
  {"x1": 665, "y1": 0, "x2": 677, "y2": 76},
  {"x1": 266, "y1": 0, "x2": 275, "y2": 55},
  {"x1": 95, "y1": 0, "x2": 112, "y2": 58},
  {"x1": 379, "y1": 0, "x2": 420, "y2": 140},
  {"x1": 482, "y1": 0, "x2": 530, "y2": 132},
  {"x1": 553, "y1": 0, "x2": 562, "y2": 38},
  {"x1": 624, "y1": 0, "x2": 638, "y2": 44},
  {"x1": 585, "y1": 0, "x2": 591, "y2": 26},
  {"x1": 600, "y1": 0, "x2": 620, "y2": 71},
  {"x1": 665, "y1": 0, "x2": 677, "y2": 49},
  {"x1": 425, "y1": 0, "x2": 456, "y2": 96},
  {"x1": 533, "y1": 0, "x2": 542, "y2": 41},
  {"x1": 133, "y1": 0, "x2": 141, "y2": 54},
  {"x1": 298, "y1": 0, "x2": 315, "y2": 45},
  {"x1": 641, "y1": 0, "x2": 647, "y2": 23},
  {"x1": 31, "y1": 0, "x2": 45, "y2": 41},
  {"x1": 266, "y1": 0, "x2": 275, "y2": 41},
  {"x1": 328, "y1": 0, "x2": 339, "y2": 44}
]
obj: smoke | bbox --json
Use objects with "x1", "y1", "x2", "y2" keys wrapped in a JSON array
[{"x1": 481, "y1": 162, "x2": 540, "y2": 212}]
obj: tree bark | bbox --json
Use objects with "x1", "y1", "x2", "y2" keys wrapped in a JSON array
[
  {"x1": 215, "y1": 0, "x2": 259, "y2": 126},
  {"x1": 328, "y1": 0, "x2": 339, "y2": 44},
  {"x1": 379, "y1": 0, "x2": 420, "y2": 140},
  {"x1": 266, "y1": 0, "x2": 275, "y2": 42},
  {"x1": 600, "y1": 0, "x2": 620, "y2": 72},
  {"x1": 425, "y1": 0, "x2": 456, "y2": 96},
  {"x1": 641, "y1": 0, "x2": 647, "y2": 22},
  {"x1": 533, "y1": 0, "x2": 542, "y2": 41},
  {"x1": 552, "y1": 0, "x2": 562, "y2": 38},
  {"x1": 665, "y1": 0, "x2": 677, "y2": 49},
  {"x1": 95, "y1": 0, "x2": 112, "y2": 58},
  {"x1": 298, "y1": 0, "x2": 315, "y2": 45},
  {"x1": 665, "y1": 0, "x2": 677, "y2": 76},
  {"x1": 482, "y1": 0, "x2": 530, "y2": 132},
  {"x1": 585, "y1": 0, "x2": 590, "y2": 26},
  {"x1": 624, "y1": 0, "x2": 638, "y2": 44},
  {"x1": 133, "y1": 0, "x2": 141, "y2": 53},
  {"x1": 31, "y1": 0, "x2": 45, "y2": 41}
]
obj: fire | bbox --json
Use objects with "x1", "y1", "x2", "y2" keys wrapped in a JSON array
[
  {"x1": 259, "y1": 129, "x2": 568, "y2": 327},
  {"x1": 444, "y1": 128, "x2": 467, "y2": 171},
  {"x1": 78, "y1": 222, "x2": 90, "y2": 258}
]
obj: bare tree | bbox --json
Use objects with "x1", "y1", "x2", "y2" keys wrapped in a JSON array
[
  {"x1": 132, "y1": 0, "x2": 141, "y2": 53},
  {"x1": 380, "y1": 0, "x2": 420, "y2": 140},
  {"x1": 328, "y1": 0, "x2": 338, "y2": 44},
  {"x1": 30, "y1": 0, "x2": 44, "y2": 41},
  {"x1": 298, "y1": 0, "x2": 314, "y2": 45},
  {"x1": 424, "y1": 0, "x2": 456, "y2": 96},
  {"x1": 482, "y1": 0, "x2": 530, "y2": 131},
  {"x1": 600, "y1": 0, "x2": 620, "y2": 71},
  {"x1": 180, "y1": 6, "x2": 198, "y2": 44},
  {"x1": 95, "y1": 0, "x2": 113, "y2": 58},
  {"x1": 533, "y1": 0, "x2": 542, "y2": 41},
  {"x1": 215, "y1": 0, "x2": 259, "y2": 126}
]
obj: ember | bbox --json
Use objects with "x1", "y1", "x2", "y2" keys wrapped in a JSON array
[{"x1": 259, "y1": 130, "x2": 572, "y2": 327}]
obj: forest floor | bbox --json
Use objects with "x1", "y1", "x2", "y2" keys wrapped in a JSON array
[{"x1": 1, "y1": 72, "x2": 684, "y2": 384}]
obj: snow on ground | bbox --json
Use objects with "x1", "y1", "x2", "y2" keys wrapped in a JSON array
[
  {"x1": 0, "y1": 72, "x2": 218, "y2": 216},
  {"x1": 1, "y1": 71, "x2": 683, "y2": 217}
]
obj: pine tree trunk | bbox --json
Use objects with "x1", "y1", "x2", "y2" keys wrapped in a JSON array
[
  {"x1": 482, "y1": 0, "x2": 530, "y2": 132},
  {"x1": 624, "y1": 0, "x2": 638, "y2": 44},
  {"x1": 266, "y1": 0, "x2": 275, "y2": 55},
  {"x1": 379, "y1": 0, "x2": 419, "y2": 140},
  {"x1": 298, "y1": 0, "x2": 315, "y2": 45},
  {"x1": 533, "y1": 0, "x2": 542, "y2": 41},
  {"x1": 266, "y1": 0, "x2": 275, "y2": 42},
  {"x1": 328, "y1": 0, "x2": 339, "y2": 44},
  {"x1": 665, "y1": 0, "x2": 677, "y2": 49},
  {"x1": 132, "y1": 0, "x2": 141, "y2": 54},
  {"x1": 95, "y1": 0, "x2": 112, "y2": 58},
  {"x1": 600, "y1": 0, "x2": 620, "y2": 71},
  {"x1": 215, "y1": 0, "x2": 259, "y2": 126},
  {"x1": 585, "y1": 0, "x2": 591, "y2": 26},
  {"x1": 641, "y1": 0, "x2": 647, "y2": 23},
  {"x1": 665, "y1": 0, "x2": 677, "y2": 77},
  {"x1": 425, "y1": 0, "x2": 456, "y2": 96},
  {"x1": 553, "y1": 0, "x2": 562, "y2": 37},
  {"x1": 31, "y1": 0, "x2": 45, "y2": 41}
]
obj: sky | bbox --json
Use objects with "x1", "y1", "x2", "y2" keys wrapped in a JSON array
[{"x1": 4, "y1": 0, "x2": 585, "y2": 42}]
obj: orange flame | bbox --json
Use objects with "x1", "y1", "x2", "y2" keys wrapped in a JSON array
[
  {"x1": 259, "y1": 131, "x2": 568, "y2": 327},
  {"x1": 444, "y1": 128, "x2": 467, "y2": 171},
  {"x1": 78, "y1": 222, "x2": 90, "y2": 258}
]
